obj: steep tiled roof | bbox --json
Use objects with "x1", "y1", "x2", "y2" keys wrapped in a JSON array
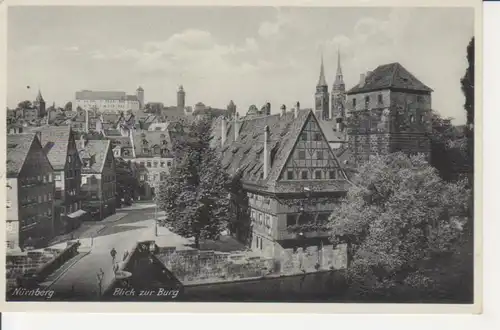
[
  {"x1": 77, "y1": 140, "x2": 112, "y2": 174},
  {"x1": 214, "y1": 110, "x2": 310, "y2": 187},
  {"x1": 37, "y1": 126, "x2": 72, "y2": 170},
  {"x1": 7, "y1": 133, "x2": 37, "y2": 177},
  {"x1": 126, "y1": 95, "x2": 139, "y2": 102},
  {"x1": 131, "y1": 130, "x2": 176, "y2": 158},
  {"x1": 317, "y1": 119, "x2": 347, "y2": 143},
  {"x1": 347, "y1": 62, "x2": 433, "y2": 94}
]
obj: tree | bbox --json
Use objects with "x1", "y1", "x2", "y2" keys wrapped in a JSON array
[
  {"x1": 64, "y1": 101, "x2": 73, "y2": 112},
  {"x1": 328, "y1": 152, "x2": 471, "y2": 300},
  {"x1": 429, "y1": 111, "x2": 467, "y2": 182},
  {"x1": 460, "y1": 37, "x2": 474, "y2": 175},
  {"x1": 156, "y1": 118, "x2": 233, "y2": 248},
  {"x1": 115, "y1": 158, "x2": 139, "y2": 206},
  {"x1": 17, "y1": 100, "x2": 32, "y2": 109},
  {"x1": 228, "y1": 171, "x2": 252, "y2": 246}
]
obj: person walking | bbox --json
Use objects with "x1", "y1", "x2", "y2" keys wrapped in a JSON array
[{"x1": 110, "y1": 248, "x2": 117, "y2": 265}]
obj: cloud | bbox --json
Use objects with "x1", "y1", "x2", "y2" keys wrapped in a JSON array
[
  {"x1": 63, "y1": 46, "x2": 79, "y2": 52},
  {"x1": 257, "y1": 9, "x2": 291, "y2": 39}
]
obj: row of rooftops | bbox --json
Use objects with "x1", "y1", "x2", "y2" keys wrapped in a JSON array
[{"x1": 7, "y1": 126, "x2": 112, "y2": 178}]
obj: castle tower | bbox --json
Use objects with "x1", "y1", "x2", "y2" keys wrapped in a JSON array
[
  {"x1": 314, "y1": 54, "x2": 329, "y2": 120},
  {"x1": 34, "y1": 89, "x2": 46, "y2": 118},
  {"x1": 177, "y1": 85, "x2": 186, "y2": 109},
  {"x1": 331, "y1": 48, "x2": 346, "y2": 121},
  {"x1": 136, "y1": 86, "x2": 144, "y2": 110},
  {"x1": 227, "y1": 100, "x2": 236, "y2": 118}
]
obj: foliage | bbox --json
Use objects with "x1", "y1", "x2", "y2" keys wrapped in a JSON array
[
  {"x1": 328, "y1": 152, "x2": 471, "y2": 297},
  {"x1": 461, "y1": 37, "x2": 475, "y2": 188},
  {"x1": 156, "y1": 118, "x2": 233, "y2": 248},
  {"x1": 227, "y1": 171, "x2": 252, "y2": 246},
  {"x1": 115, "y1": 158, "x2": 139, "y2": 206},
  {"x1": 429, "y1": 110, "x2": 468, "y2": 181},
  {"x1": 17, "y1": 100, "x2": 32, "y2": 109},
  {"x1": 64, "y1": 101, "x2": 73, "y2": 112}
]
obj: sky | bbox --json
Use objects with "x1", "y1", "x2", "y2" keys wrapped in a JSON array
[{"x1": 7, "y1": 6, "x2": 474, "y2": 124}]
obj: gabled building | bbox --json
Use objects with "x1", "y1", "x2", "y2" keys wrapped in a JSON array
[
  {"x1": 345, "y1": 62, "x2": 433, "y2": 165},
  {"x1": 212, "y1": 107, "x2": 349, "y2": 257},
  {"x1": 78, "y1": 139, "x2": 117, "y2": 220},
  {"x1": 37, "y1": 126, "x2": 86, "y2": 234},
  {"x1": 128, "y1": 130, "x2": 176, "y2": 199},
  {"x1": 6, "y1": 133, "x2": 55, "y2": 251}
]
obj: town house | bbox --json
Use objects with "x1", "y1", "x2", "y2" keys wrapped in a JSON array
[
  {"x1": 6, "y1": 133, "x2": 55, "y2": 251},
  {"x1": 212, "y1": 106, "x2": 349, "y2": 257},
  {"x1": 38, "y1": 126, "x2": 86, "y2": 234},
  {"x1": 78, "y1": 138, "x2": 117, "y2": 220}
]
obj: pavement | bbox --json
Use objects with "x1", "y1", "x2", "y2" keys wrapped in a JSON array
[{"x1": 45, "y1": 205, "x2": 190, "y2": 297}]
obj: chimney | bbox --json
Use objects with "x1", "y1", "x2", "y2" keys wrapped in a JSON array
[
  {"x1": 359, "y1": 73, "x2": 366, "y2": 88},
  {"x1": 221, "y1": 116, "x2": 227, "y2": 146},
  {"x1": 130, "y1": 132, "x2": 136, "y2": 158},
  {"x1": 80, "y1": 135, "x2": 86, "y2": 149},
  {"x1": 294, "y1": 101, "x2": 300, "y2": 119},
  {"x1": 233, "y1": 114, "x2": 241, "y2": 141},
  {"x1": 263, "y1": 125, "x2": 271, "y2": 180},
  {"x1": 280, "y1": 104, "x2": 286, "y2": 117},
  {"x1": 266, "y1": 102, "x2": 271, "y2": 116}
]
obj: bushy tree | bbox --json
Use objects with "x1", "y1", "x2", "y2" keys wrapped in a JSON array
[
  {"x1": 156, "y1": 118, "x2": 233, "y2": 248},
  {"x1": 17, "y1": 100, "x2": 32, "y2": 109},
  {"x1": 328, "y1": 152, "x2": 471, "y2": 299},
  {"x1": 228, "y1": 171, "x2": 252, "y2": 246},
  {"x1": 429, "y1": 111, "x2": 468, "y2": 181},
  {"x1": 115, "y1": 158, "x2": 139, "y2": 206},
  {"x1": 64, "y1": 101, "x2": 73, "y2": 112}
]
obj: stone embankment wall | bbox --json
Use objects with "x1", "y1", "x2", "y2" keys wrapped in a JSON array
[
  {"x1": 6, "y1": 241, "x2": 81, "y2": 290},
  {"x1": 156, "y1": 243, "x2": 348, "y2": 285}
]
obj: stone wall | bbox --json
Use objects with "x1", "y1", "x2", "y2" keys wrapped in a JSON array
[
  {"x1": 6, "y1": 241, "x2": 81, "y2": 290},
  {"x1": 156, "y1": 243, "x2": 348, "y2": 285}
]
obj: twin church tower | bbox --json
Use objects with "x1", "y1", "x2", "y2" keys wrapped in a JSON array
[{"x1": 315, "y1": 50, "x2": 345, "y2": 123}]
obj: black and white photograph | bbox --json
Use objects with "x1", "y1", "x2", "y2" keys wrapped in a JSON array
[{"x1": 2, "y1": 1, "x2": 479, "y2": 309}]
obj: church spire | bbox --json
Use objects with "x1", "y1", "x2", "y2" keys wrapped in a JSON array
[
  {"x1": 36, "y1": 88, "x2": 45, "y2": 103},
  {"x1": 317, "y1": 53, "x2": 327, "y2": 87},
  {"x1": 336, "y1": 47, "x2": 342, "y2": 76}
]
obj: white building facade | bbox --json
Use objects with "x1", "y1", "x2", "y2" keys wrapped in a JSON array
[{"x1": 75, "y1": 90, "x2": 141, "y2": 113}]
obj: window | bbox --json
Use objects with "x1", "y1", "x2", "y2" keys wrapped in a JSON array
[
  {"x1": 409, "y1": 115, "x2": 415, "y2": 123},
  {"x1": 301, "y1": 171, "x2": 308, "y2": 180},
  {"x1": 298, "y1": 151, "x2": 306, "y2": 159},
  {"x1": 287, "y1": 170, "x2": 294, "y2": 180},
  {"x1": 48, "y1": 192, "x2": 52, "y2": 200},
  {"x1": 68, "y1": 156, "x2": 72, "y2": 164},
  {"x1": 417, "y1": 95, "x2": 424, "y2": 103},
  {"x1": 167, "y1": 161, "x2": 172, "y2": 167},
  {"x1": 301, "y1": 133, "x2": 307, "y2": 141},
  {"x1": 140, "y1": 162, "x2": 145, "y2": 167},
  {"x1": 317, "y1": 151, "x2": 323, "y2": 160},
  {"x1": 352, "y1": 98, "x2": 357, "y2": 107},
  {"x1": 160, "y1": 162, "x2": 165, "y2": 168},
  {"x1": 364, "y1": 96, "x2": 370, "y2": 108},
  {"x1": 153, "y1": 161, "x2": 158, "y2": 168},
  {"x1": 315, "y1": 171, "x2": 322, "y2": 179},
  {"x1": 286, "y1": 214, "x2": 297, "y2": 227},
  {"x1": 313, "y1": 133, "x2": 321, "y2": 141},
  {"x1": 329, "y1": 170, "x2": 337, "y2": 179},
  {"x1": 419, "y1": 115, "x2": 425, "y2": 123},
  {"x1": 147, "y1": 161, "x2": 152, "y2": 168},
  {"x1": 258, "y1": 213, "x2": 263, "y2": 225}
]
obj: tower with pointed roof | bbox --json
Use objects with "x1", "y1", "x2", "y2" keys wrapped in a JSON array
[
  {"x1": 33, "y1": 89, "x2": 46, "y2": 118},
  {"x1": 136, "y1": 86, "x2": 145, "y2": 110},
  {"x1": 177, "y1": 85, "x2": 186, "y2": 110},
  {"x1": 314, "y1": 55, "x2": 330, "y2": 120},
  {"x1": 331, "y1": 48, "x2": 346, "y2": 122}
]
